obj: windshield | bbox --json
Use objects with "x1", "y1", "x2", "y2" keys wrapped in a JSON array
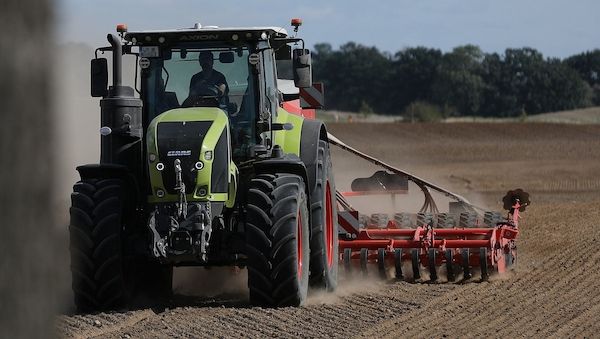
[{"x1": 142, "y1": 44, "x2": 258, "y2": 160}]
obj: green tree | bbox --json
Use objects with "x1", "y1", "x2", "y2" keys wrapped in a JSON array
[
  {"x1": 311, "y1": 42, "x2": 594, "y2": 117},
  {"x1": 431, "y1": 45, "x2": 485, "y2": 116},
  {"x1": 388, "y1": 47, "x2": 443, "y2": 114},
  {"x1": 313, "y1": 42, "x2": 391, "y2": 113},
  {"x1": 564, "y1": 50, "x2": 600, "y2": 104},
  {"x1": 480, "y1": 52, "x2": 518, "y2": 116}
]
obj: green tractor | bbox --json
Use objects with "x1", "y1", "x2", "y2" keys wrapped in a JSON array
[{"x1": 69, "y1": 20, "x2": 338, "y2": 311}]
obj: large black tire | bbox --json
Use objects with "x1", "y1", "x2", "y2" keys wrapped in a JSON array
[
  {"x1": 245, "y1": 173, "x2": 310, "y2": 307},
  {"x1": 309, "y1": 140, "x2": 339, "y2": 291},
  {"x1": 69, "y1": 178, "x2": 128, "y2": 312}
]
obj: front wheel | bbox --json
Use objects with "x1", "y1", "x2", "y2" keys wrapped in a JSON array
[
  {"x1": 69, "y1": 178, "x2": 128, "y2": 312},
  {"x1": 245, "y1": 173, "x2": 310, "y2": 307}
]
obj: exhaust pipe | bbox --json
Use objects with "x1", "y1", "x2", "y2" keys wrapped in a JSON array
[{"x1": 107, "y1": 34, "x2": 122, "y2": 89}]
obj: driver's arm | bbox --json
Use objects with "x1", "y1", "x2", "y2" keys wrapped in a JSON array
[
  {"x1": 217, "y1": 83, "x2": 226, "y2": 95},
  {"x1": 216, "y1": 72, "x2": 228, "y2": 95}
]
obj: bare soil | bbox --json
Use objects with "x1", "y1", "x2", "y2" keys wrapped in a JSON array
[{"x1": 57, "y1": 122, "x2": 600, "y2": 338}]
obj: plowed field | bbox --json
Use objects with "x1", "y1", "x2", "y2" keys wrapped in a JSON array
[{"x1": 57, "y1": 122, "x2": 600, "y2": 338}]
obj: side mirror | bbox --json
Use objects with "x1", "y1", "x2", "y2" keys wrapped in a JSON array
[
  {"x1": 219, "y1": 51, "x2": 234, "y2": 63},
  {"x1": 293, "y1": 49, "x2": 312, "y2": 88},
  {"x1": 91, "y1": 58, "x2": 108, "y2": 97},
  {"x1": 275, "y1": 45, "x2": 291, "y2": 60}
]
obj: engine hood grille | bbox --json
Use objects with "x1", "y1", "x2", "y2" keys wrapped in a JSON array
[{"x1": 156, "y1": 121, "x2": 212, "y2": 194}]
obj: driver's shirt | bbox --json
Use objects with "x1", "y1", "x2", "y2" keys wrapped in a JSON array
[{"x1": 189, "y1": 70, "x2": 228, "y2": 96}]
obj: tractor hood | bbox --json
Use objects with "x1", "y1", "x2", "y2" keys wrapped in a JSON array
[{"x1": 146, "y1": 107, "x2": 236, "y2": 205}]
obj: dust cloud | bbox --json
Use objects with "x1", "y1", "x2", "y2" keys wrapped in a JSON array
[
  {"x1": 329, "y1": 134, "x2": 498, "y2": 216},
  {"x1": 307, "y1": 272, "x2": 385, "y2": 305}
]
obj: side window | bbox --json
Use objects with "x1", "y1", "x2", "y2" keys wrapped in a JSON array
[{"x1": 262, "y1": 49, "x2": 278, "y2": 117}]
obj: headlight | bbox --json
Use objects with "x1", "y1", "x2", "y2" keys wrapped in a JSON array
[{"x1": 197, "y1": 186, "x2": 208, "y2": 196}]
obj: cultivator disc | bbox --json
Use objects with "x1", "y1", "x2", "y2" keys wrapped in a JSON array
[
  {"x1": 329, "y1": 132, "x2": 530, "y2": 283},
  {"x1": 338, "y1": 215, "x2": 523, "y2": 282}
]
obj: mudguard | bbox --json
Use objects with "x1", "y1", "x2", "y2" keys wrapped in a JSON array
[
  {"x1": 299, "y1": 119, "x2": 328, "y2": 194},
  {"x1": 77, "y1": 163, "x2": 137, "y2": 186},
  {"x1": 76, "y1": 163, "x2": 141, "y2": 225},
  {"x1": 253, "y1": 154, "x2": 308, "y2": 188}
]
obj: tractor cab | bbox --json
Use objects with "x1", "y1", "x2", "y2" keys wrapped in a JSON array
[{"x1": 91, "y1": 23, "x2": 313, "y2": 162}]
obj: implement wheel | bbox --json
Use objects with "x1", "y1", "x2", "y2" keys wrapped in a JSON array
[
  {"x1": 428, "y1": 248, "x2": 438, "y2": 281},
  {"x1": 245, "y1": 173, "x2": 310, "y2": 307},
  {"x1": 480, "y1": 248, "x2": 489, "y2": 281},
  {"x1": 394, "y1": 249, "x2": 404, "y2": 280},
  {"x1": 445, "y1": 249, "x2": 456, "y2": 282},
  {"x1": 461, "y1": 248, "x2": 472, "y2": 280},
  {"x1": 411, "y1": 249, "x2": 421, "y2": 280},
  {"x1": 377, "y1": 248, "x2": 387, "y2": 279},
  {"x1": 343, "y1": 248, "x2": 352, "y2": 275},
  {"x1": 309, "y1": 140, "x2": 339, "y2": 291},
  {"x1": 360, "y1": 248, "x2": 368, "y2": 277}
]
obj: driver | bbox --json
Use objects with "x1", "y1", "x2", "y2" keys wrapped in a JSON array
[{"x1": 188, "y1": 51, "x2": 228, "y2": 98}]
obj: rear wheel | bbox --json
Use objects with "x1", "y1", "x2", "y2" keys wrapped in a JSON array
[
  {"x1": 245, "y1": 173, "x2": 310, "y2": 307},
  {"x1": 69, "y1": 178, "x2": 128, "y2": 312},
  {"x1": 309, "y1": 140, "x2": 339, "y2": 291}
]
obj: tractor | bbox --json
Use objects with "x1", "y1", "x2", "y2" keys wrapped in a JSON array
[
  {"x1": 70, "y1": 19, "x2": 529, "y2": 313},
  {"x1": 69, "y1": 19, "x2": 337, "y2": 311}
]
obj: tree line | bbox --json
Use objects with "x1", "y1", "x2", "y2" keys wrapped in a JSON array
[{"x1": 311, "y1": 43, "x2": 600, "y2": 119}]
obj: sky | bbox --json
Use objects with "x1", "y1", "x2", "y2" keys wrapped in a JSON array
[{"x1": 57, "y1": 0, "x2": 599, "y2": 58}]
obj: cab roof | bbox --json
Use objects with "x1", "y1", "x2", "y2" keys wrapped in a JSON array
[{"x1": 124, "y1": 25, "x2": 289, "y2": 45}]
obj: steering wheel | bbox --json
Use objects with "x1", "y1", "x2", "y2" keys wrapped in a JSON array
[{"x1": 182, "y1": 84, "x2": 220, "y2": 108}]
